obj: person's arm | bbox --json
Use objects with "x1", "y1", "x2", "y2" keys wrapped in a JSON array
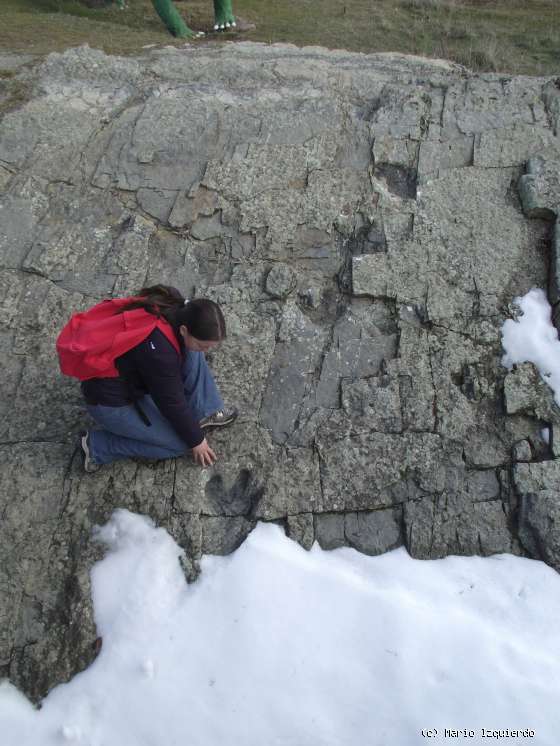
[{"x1": 131, "y1": 330, "x2": 205, "y2": 450}]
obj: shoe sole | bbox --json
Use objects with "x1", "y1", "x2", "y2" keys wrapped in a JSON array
[
  {"x1": 199, "y1": 413, "x2": 238, "y2": 430},
  {"x1": 80, "y1": 431, "x2": 99, "y2": 473}
]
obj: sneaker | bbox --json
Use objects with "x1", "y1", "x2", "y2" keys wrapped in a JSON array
[
  {"x1": 80, "y1": 431, "x2": 100, "y2": 473},
  {"x1": 199, "y1": 408, "x2": 238, "y2": 430}
]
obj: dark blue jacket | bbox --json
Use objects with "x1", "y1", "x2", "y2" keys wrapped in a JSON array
[{"x1": 81, "y1": 327, "x2": 204, "y2": 449}]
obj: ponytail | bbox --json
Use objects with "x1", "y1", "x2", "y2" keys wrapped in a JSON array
[
  {"x1": 175, "y1": 298, "x2": 226, "y2": 342},
  {"x1": 117, "y1": 285, "x2": 226, "y2": 342},
  {"x1": 117, "y1": 285, "x2": 184, "y2": 323}
]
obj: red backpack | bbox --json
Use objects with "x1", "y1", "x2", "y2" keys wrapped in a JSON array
[{"x1": 56, "y1": 297, "x2": 181, "y2": 380}]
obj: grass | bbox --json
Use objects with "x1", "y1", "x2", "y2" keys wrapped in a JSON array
[
  {"x1": 0, "y1": 0, "x2": 558, "y2": 74},
  {"x1": 0, "y1": 74, "x2": 32, "y2": 115}
]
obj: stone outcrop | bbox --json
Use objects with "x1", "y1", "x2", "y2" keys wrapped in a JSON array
[
  {"x1": 518, "y1": 142, "x2": 560, "y2": 327},
  {"x1": 1, "y1": 43, "x2": 559, "y2": 702}
]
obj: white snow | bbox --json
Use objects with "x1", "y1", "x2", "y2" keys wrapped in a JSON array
[
  {"x1": 1, "y1": 510, "x2": 559, "y2": 745},
  {"x1": 501, "y1": 287, "x2": 560, "y2": 405}
]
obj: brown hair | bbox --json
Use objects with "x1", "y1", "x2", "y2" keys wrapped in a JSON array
[{"x1": 118, "y1": 285, "x2": 226, "y2": 342}]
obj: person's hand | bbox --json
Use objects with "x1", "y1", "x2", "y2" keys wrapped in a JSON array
[{"x1": 192, "y1": 437, "x2": 217, "y2": 467}]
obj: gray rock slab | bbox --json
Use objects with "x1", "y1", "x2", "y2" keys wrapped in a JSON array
[
  {"x1": 204, "y1": 301, "x2": 277, "y2": 419},
  {"x1": 98, "y1": 95, "x2": 221, "y2": 192},
  {"x1": 474, "y1": 125, "x2": 560, "y2": 168},
  {"x1": 20, "y1": 185, "x2": 125, "y2": 283},
  {"x1": 0, "y1": 101, "x2": 93, "y2": 179},
  {"x1": 265, "y1": 263, "x2": 297, "y2": 299},
  {"x1": 517, "y1": 152, "x2": 560, "y2": 329},
  {"x1": 513, "y1": 439, "x2": 532, "y2": 463},
  {"x1": 341, "y1": 374, "x2": 402, "y2": 434},
  {"x1": 1, "y1": 44, "x2": 559, "y2": 703},
  {"x1": 200, "y1": 516, "x2": 255, "y2": 555},
  {"x1": 168, "y1": 183, "x2": 220, "y2": 229},
  {"x1": 140, "y1": 230, "x2": 201, "y2": 298},
  {"x1": 417, "y1": 167, "x2": 547, "y2": 306},
  {"x1": 172, "y1": 422, "x2": 274, "y2": 517},
  {"x1": 286, "y1": 406, "x2": 334, "y2": 449},
  {"x1": 315, "y1": 507, "x2": 408, "y2": 555},
  {"x1": 443, "y1": 77, "x2": 547, "y2": 136},
  {"x1": 343, "y1": 508, "x2": 403, "y2": 555},
  {"x1": 518, "y1": 155, "x2": 560, "y2": 219},
  {"x1": 286, "y1": 513, "x2": 315, "y2": 550},
  {"x1": 391, "y1": 316, "x2": 436, "y2": 432},
  {"x1": 504, "y1": 362, "x2": 560, "y2": 422},
  {"x1": 465, "y1": 469, "x2": 500, "y2": 501},
  {"x1": 190, "y1": 212, "x2": 226, "y2": 241},
  {"x1": 462, "y1": 428, "x2": 510, "y2": 469},
  {"x1": 314, "y1": 512, "x2": 346, "y2": 550},
  {"x1": 513, "y1": 460, "x2": 560, "y2": 495},
  {"x1": 352, "y1": 252, "x2": 403, "y2": 300},
  {"x1": 353, "y1": 166, "x2": 547, "y2": 318},
  {"x1": 417, "y1": 135, "x2": 474, "y2": 179},
  {"x1": 518, "y1": 491, "x2": 560, "y2": 571},
  {"x1": 0, "y1": 442, "x2": 102, "y2": 701},
  {"x1": 404, "y1": 494, "x2": 512, "y2": 559},
  {"x1": 137, "y1": 188, "x2": 178, "y2": 223},
  {"x1": 317, "y1": 432, "x2": 446, "y2": 512},
  {"x1": 314, "y1": 323, "x2": 397, "y2": 410},
  {"x1": 543, "y1": 79, "x2": 560, "y2": 136},
  {"x1": 0, "y1": 185, "x2": 49, "y2": 269},
  {"x1": 370, "y1": 82, "x2": 439, "y2": 140},
  {"x1": 260, "y1": 302, "x2": 328, "y2": 443},
  {"x1": 259, "y1": 446, "x2": 323, "y2": 519},
  {"x1": 373, "y1": 135, "x2": 418, "y2": 170}
]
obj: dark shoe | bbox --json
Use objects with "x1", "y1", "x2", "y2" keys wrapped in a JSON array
[
  {"x1": 199, "y1": 408, "x2": 238, "y2": 430},
  {"x1": 80, "y1": 431, "x2": 100, "y2": 473}
]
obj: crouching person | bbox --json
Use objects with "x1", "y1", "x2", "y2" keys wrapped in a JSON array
[{"x1": 56, "y1": 285, "x2": 237, "y2": 473}]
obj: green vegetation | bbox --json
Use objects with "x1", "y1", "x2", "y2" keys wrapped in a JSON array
[
  {"x1": 0, "y1": 72, "x2": 31, "y2": 115},
  {"x1": 0, "y1": 0, "x2": 558, "y2": 75}
]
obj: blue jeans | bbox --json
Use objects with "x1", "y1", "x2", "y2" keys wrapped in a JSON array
[{"x1": 86, "y1": 350, "x2": 224, "y2": 465}]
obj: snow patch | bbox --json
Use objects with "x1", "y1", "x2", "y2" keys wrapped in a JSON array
[
  {"x1": 1, "y1": 511, "x2": 559, "y2": 745},
  {"x1": 501, "y1": 287, "x2": 560, "y2": 405}
]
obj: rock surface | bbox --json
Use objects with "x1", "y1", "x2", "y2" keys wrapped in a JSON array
[
  {"x1": 518, "y1": 148, "x2": 560, "y2": 326},
  {"x1": 1, "y1": 43, "x2": 559, "y2": 702}
]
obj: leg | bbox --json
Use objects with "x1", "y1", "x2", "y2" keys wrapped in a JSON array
[
  {"x1": 151, "y1": 0, "x2": 204, "y2": 38},
  {"x1": 182, "y1": 350, "x2": 225, "y2": 421},
  {"x1": 87, "y1": 396, "x2": 188, "y2": 465},
  {"x1": 213, "y1": 0, "x2": 235, "y2": 30}
]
